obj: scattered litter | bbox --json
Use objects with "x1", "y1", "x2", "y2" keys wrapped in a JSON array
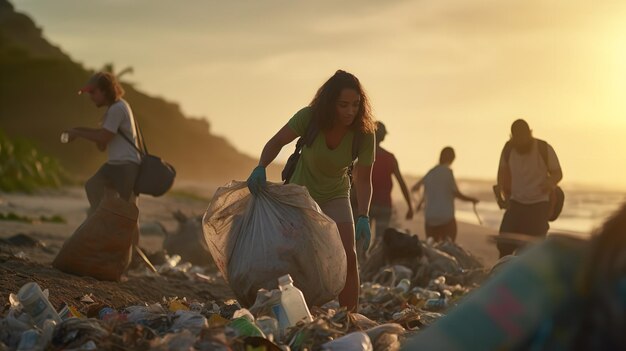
[
  {"x1": 79, "y1": 294, "x2": 95, "y2": 304},
  {"x1": 1, "y1": 217, "x2": 491, "y2": 350}
]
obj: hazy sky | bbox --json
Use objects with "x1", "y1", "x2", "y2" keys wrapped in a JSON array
[{"x1": 14, "y1": 0, "x2": 626, "y2": 189}]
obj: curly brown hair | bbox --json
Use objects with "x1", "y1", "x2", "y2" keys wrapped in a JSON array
[{"x1": 310, "y1": 70, "x2": 376, "y2": 134}]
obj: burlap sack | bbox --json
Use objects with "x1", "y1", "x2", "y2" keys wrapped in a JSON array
[{"x1": 53, "y1": 193, "x2": 139, "y2": 281}]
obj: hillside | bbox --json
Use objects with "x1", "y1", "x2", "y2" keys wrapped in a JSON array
[{"x1": 0, "y1": 0, "x2": 259, "y2": 183}]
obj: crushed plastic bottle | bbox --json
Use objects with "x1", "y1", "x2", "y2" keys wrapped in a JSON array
[
  {"x1": 322, "y1": 332, "x2": 373, "y2": 351},
  {"x1": 394, "y1": 279, "x2": 411, "y2": 294},
  {"x1": 170, "y1": 310, "x2": 207, "y2": 335},
  {"x1": 256, "y1": 316, "x2": 280, "y2": 341},
  {"x1": 424, "y1": 296, "x2": 448, "y2": 311},
  {"x1": 411, "y1": 287, "x2": 441, "y2": 300},
  {"x1": 428, "y1": 276, "x2": 447, "y2": 291},
  {"x1": 16, "y1": 329, "x2": 41, "y2": 351}
]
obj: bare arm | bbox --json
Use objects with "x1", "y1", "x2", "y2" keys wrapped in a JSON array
[
  {"x1": 542, "y1": 168, "x2": 563, "y2": 193},
  {"x1": 393, "y1": 162, "x2": 414, "y2": 219},
  {"x1": 68, "y1": 127, "x2": 114, "y2": 150},
  {"x1": 455, "y1": 189, "x2": 479, "y2": 203},
  {"x1": 550, "y1": 169, "x2": 563, "y2": 185},
  {"x1": 497, "y1": 162, "x2": 512, "y2": 198},
  {"x1": 411, "y1": 177, "x2": 425, "y2": 212},
  {"x1": 497, "y1": 144, "x2": 512, "y2": 198},
  {"x1": 355, "y1": 164, "x2": 373, "y2": 217},
  {"x1": 411, "y1": 178, "x2": 424, "y2": 193},
  {"x1": 258, "y1": 124, "x2": 298, "y2": 167}
]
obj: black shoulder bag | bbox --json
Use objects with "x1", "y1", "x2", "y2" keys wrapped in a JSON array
[{"x1": 119, "y1": 119, "x2": 176, "y2": 197}]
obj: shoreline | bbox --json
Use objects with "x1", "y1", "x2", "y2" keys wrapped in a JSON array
[{"x1": 2, "y1": 186, "x2": 577, "y2": 270}]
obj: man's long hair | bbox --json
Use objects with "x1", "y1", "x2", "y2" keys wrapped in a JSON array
[{"x1": 96, "y1": 72, "x2": 125, "y2": 105}]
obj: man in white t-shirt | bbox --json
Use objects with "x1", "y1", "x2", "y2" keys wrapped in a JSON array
[
  {"x1": 412, "y1": 147, "x2": 479, "y2": 242},
  {"x1": 63, "y1": 72, "x2": 141, "y2": 215},
  {"x1": 496, "y1": 119, "x2": 563, "y2": 257}
]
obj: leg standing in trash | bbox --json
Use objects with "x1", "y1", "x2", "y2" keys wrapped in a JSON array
[{"x1": 247, "y1": 70, "x2": 377, "y2": 311}]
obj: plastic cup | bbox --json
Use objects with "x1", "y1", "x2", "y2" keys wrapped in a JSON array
[{"x1": 17, "y1": 282, "x2": 61, "y2": 327}]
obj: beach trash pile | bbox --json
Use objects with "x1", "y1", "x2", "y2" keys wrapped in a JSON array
[{"x1": 0, "y1": 231, "x2": 489, "y2": 351}]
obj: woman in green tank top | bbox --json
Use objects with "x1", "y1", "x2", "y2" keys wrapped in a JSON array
[{"x1": 247, "y1": 70, "x2": 377, "y2": 311}]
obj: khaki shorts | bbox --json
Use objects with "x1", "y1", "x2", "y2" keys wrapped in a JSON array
[{"x1": 319, "y1": 197, "x2": 354, "y2": 224}]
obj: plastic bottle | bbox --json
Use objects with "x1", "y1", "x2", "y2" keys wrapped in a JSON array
[
  {"x1": 394, "y1": 279, "x2": 411, "y2": 294},
  {"x1": 322, "y1": 332, "x2": 373, "y2": 351},
  {"x1": 17, "y1": 282, "x2": 61, "y2": 327},
  {"x1": 424, "y1": 296, "x2": 448, "y2": 311},
  {"x1": 276, "y1": 274, "x2": 313, "y2": 329},
  {"x1": 60, "y1": 132, "x2": 69, "y2": 144},
  {"x1": 16, "y1": 329, "x2": 41, "y2": 351},
  {"x1": 40, "y1": 320, "x2": 57, "y2": 349},
  {"x1": 256, "y1": 316, "x2": 279, "y2": 341},
  {"x1": 411, "y1": 287, "x2": 441, "y2": 300}
]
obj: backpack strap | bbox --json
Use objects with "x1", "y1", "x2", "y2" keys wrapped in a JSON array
[
  {"x1": 118, "y1": 115, "x2": 147, "y2": 156},
  {"x1": 503, "y1": 139, "x2": 552, "y2": 173},
  {"x1": 281, "y1": 115, "x2": 319, "y2": 183},
  {"x1": 118, "y1": 131, "x2": 143, "y2": 155},
  {"x1": 347, "y1": 131, "x2": 362, "y2": 182},
  {"x1": 537, "y1": 139, "x2": 549, "y2": 168},
  {"x1": 291, "y1": 115, "x2": 319, "y2": 157},
  {"x1": 351, "y1": 131, "x2": 361, "y2": 162}
]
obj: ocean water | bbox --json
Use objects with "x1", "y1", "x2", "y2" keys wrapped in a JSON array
[{"x1": 454, "y1": 182, "x2": 626, "y2": 237}]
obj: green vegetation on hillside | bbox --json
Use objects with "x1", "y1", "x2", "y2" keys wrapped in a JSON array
[
  {"x1": 0, "y1": 130, "x2": 71, "y2": 192},
  {"x1": 0, "y1": 0, "x2": 257, "y2": 183}
]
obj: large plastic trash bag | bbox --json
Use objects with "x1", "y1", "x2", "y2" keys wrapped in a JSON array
[{"x1": 202, "y1": 181, "x2": 347, "y2": 307}]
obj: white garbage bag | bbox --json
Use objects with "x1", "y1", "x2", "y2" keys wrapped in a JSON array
[{"x1": 202, "y1": 181, "x2": 347, "y2": 307}]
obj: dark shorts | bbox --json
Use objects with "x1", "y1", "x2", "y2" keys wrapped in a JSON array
[
  {"x1": 498, "y1": 200, "x2": 550, "y2": 257},
  {"x1": 85, "y1": 162, "x2": 139, "y2": 214},
  {"x1": 425, "y1": 219, "x2": 457, "y2": 242}
]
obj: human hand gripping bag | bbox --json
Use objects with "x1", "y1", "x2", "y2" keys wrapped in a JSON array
[{"x1": 202, "y1": 181, "x2": 347, "y2": 307}]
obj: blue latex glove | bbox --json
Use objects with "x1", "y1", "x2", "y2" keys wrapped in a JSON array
[
  {"x1": 355, "y1": 216, "x2": 371, "y2": 250},
  {"x1": 247, "y1": 166, "x2": 267, "y2": 195}
]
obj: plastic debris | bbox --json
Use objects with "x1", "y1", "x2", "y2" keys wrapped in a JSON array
[
  {"x1": 322, "y1": 332, "x2": 373, "y2": 351},
  {"x1": 0, "y1": 219, "x2": 492, "y2": 351}
]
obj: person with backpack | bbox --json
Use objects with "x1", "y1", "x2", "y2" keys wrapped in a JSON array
[
  {"x1": 496, "y1": 119, "x2": 563, "y2": 257},
  {"x1": 246, "y1": 70, "x2": 377, "y2": 311},
  {"x1": 412, "y1": 147, "x2": 479, "y2": 242},
  {"x1": 62, "y1": 72, "x2": 140, "y2": 215}
]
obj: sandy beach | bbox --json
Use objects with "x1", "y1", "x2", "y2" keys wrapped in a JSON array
[
  {"x1": 0, "y1": 185, "x2": 235, "y2": 310},
  {"x1": 0, "y1": 185, "x2": 500, "y2": 265},
  {"x1": 0, "y1": 184, "x2": 499, "y2": 311}
]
